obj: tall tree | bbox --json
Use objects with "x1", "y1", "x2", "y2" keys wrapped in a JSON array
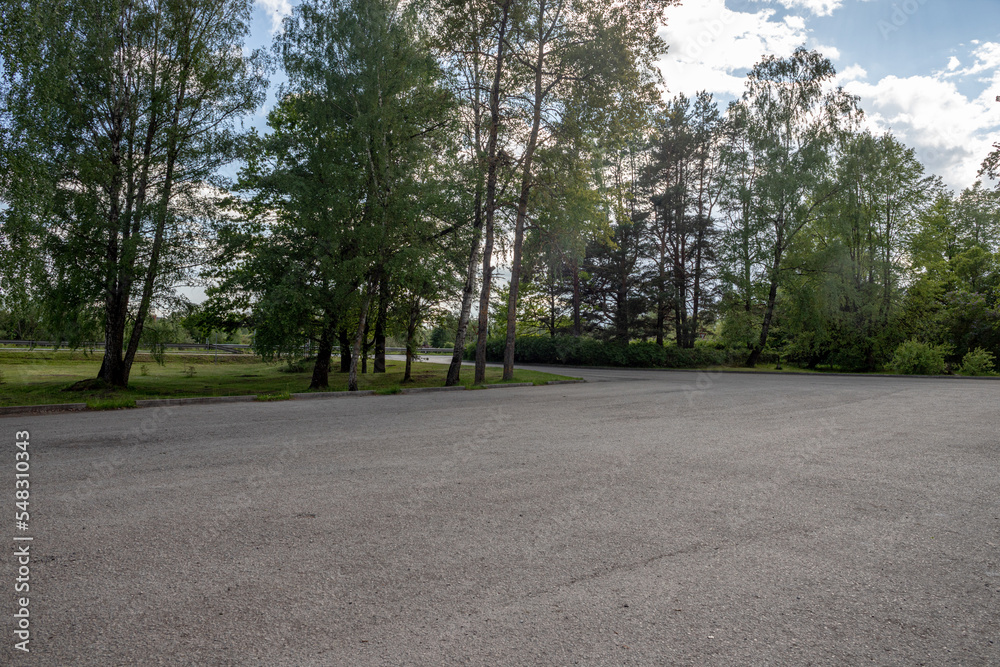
[
  {"x1": 721, "y1": 48, "x2": 858, "y2": 367},
  {"x1": 256, "y1": 0, "x2": 451, "y2": 392},
  {"x1": 0, "y1": 0, "x2": 267, "y2": 387},
  {"x1": 781, "y1": 131, "x2": 933, "y2": 370},
  {"x1": 423, "y1": 0, "x2": 517, "y2": 386},
  {"x1": 500, "y1": 0, "x2": 672, "y2": 379},
  {"x1": 643, "y1": 92, "x2": 722, "y2": 347}
]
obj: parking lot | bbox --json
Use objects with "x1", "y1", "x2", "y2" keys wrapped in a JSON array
[{"x1": 4, "y1": 369, "x2": 999, "y2": 665}]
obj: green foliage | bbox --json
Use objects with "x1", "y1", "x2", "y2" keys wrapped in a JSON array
[
  {"x1": 719, "y1": 310, "x2": 760, "y2": 352},
  {"x1": 209, "y1": 0, "x2": 457, "y2": 391},
  {"x1": 0, "y1": 0, "x2": 268, "y2": 386},
  {"x1": 958, "y1": 348, "x2": 997, "y2": 376},
  {"x1": 717, "y1": 48, "x2": 861, "y2": 366},
  {"x1": 429, "y1": 327, "x2": 451, "y2": 349},
  {"x1": 889, "y1": 340, "x2": 949, "y2": 375},
  {"x1": 465, "y1": 335, "x2": 730, "y2": 368}
]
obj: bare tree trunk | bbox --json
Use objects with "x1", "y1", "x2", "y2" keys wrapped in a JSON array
[
  {"x1": 572, "y1": 261, "x2": 581, "y2": 337},
  {"x1": 349, "y1": 279, "x2": 376, "y2": 391},
  {"x1": 747, "y1": 231, "x2": 783, "y2": 368},
  {"x1": 503, "y1": 12, "x2": 546, "y2": 380},
  {"x1": 373, "y1": 273, "x2": 388, "y2": 373},
  {"x1": 404, "y1": 297, "x2": 420, "y2": 383},
  {"x1": 309, "y1": 320, "x2": 333, "y2": 389},
  {"x1": 447, "y1": 182, "x2": 483, "y2": 386},
  {"x1": 474, "y1": 0, "x2": 512, "y2": 386},
  {"x1": 339, "y1": 327, "x2": 351, "y2": 373}
]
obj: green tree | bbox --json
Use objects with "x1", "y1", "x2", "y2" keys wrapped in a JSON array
[
  {"x1": 221, "y1": 0, "x2": 452, "y2": 391},
  {"x1": 643, "y1": 92, "x2": 723, "y2": 348},
  {"x1": 782, "y1": 132, "x2": 933, "y2": 370},
  {"x1": 499, "y1": 0, "x2": 672, "y2": 379},
  {"x1": 720, "y1": 48, "x2": 859, "y2": 367},
  {"x1": 0, "y1": 0, "x2": 266, "y2": 387},
  {"x1": 422, "y1": 0, "x2": 519, "y2": 386}
]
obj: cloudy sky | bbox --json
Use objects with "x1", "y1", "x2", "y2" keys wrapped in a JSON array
[{"x1": 250, "y1": 0, "x2": 1000, "y2": 191}]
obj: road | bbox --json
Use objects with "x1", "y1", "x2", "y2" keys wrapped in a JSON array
[{"x1": 2, "y1": 368, "x2": 999, "y2": 665}]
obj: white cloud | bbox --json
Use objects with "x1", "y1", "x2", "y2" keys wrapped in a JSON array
[
  {"x1": 658, "y1": 0, "x2": 811, "y2": 98},
  {"x1": 814, "y1": 43, "x2": 841, "y2": 60},
  {"x1": 838, "y1": 64, "x2": 867, "y2": 83},
  {"x1": 844, "y1": 54, "x2": 1000, "y2": 189},
  {"x1": 257, "y1": 0, "x2": 292, "y2": 33},
  {"x1": 947, "y1": 56, "x2": 961, "y2": 71},
  {"x1": 953, "y1": 42, "x2": 1000, "y2": 77},
  {"x1": 774, "y1": 0, "x2": 842, "y2": 17}
]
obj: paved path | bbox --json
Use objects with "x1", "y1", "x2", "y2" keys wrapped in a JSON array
[{"x1": 3, "y1": 370, "x2": 999, "y2": 665}]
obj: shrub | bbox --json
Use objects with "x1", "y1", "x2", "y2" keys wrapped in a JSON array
[
  {"x1": 889, "y1": 340, "x2": 948, "y2": 375},
  {"x1": 958, "y1": 347, "x2": 997, "y2": 376},
  {"x1": 464, "y1": 335, "x2": 728, "y2": 369}
]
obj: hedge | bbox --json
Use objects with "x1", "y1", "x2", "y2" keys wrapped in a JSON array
[{"x1": 463, "y1": 335, "x2": 738, "y2": 369}]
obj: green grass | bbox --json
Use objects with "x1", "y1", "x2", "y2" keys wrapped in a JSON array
[
  {"x1": 0, "y1": 351, "x2": 579, "y2": 407},
  {"x1": 255, "y1": 390, "x2": 292, "y2": 402},
  {"x1": 85, "y1": 397, "x2": 137, "y2": 410}
]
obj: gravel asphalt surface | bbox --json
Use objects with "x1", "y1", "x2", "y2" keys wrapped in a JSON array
[{"x1": 2, "y1": 367, "x2": 999, "y2": 665}]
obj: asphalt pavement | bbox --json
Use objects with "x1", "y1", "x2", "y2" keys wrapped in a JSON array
[{"x1": 2, "y1": 368, "x2": 998, "y2": 665}]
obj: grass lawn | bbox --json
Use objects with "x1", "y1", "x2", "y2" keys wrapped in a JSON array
[{"x1": 0, "y1": 351, "x2": 579, "y2": 408}]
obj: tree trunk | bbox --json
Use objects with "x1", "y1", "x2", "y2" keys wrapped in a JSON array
[
  {"x1": 339, "y1": 327, "x2": 351, "y2": 373},
  {"x1": 572, "y1": 261, "x2": 581, "y2": 337},
  {"x1": 349, "y1": 280, "x2": 376, "y2": 391},
  {"x1": 747, "y1": 235, "x2": 783, "y2": 368},
  {"x1": 447, "y1": 176, "x2": 483, "y2": 386},
  {"x1": 446, "y1": 41, "x2": 487, "y2": 387},
  {"x1": 118, "y1": 36, "x2": 194, "y2": 387},
  {"x1": 373, "y1": 273, "x2": 388, "y2": 373},
  {"x1": 404, "y1": 298, "x2": 420, "y2": 383},
  {"x1": 655, "y1": 292, "x2": 665, "y2": 347},
  {"x1": 692, "y1": 221, "x2": 704, "y2": 348},
  {"x1": 96, "y1": 30, "x2": 161, "y2": 389},
  {"x1": 474, "y1": 0, "x2": 512, "y2": 386},
  {"x1": 309, "y1": 321, "x2": 333, "y2": 389},
  {"x1": 502, "y1": 2, "x2": 546, "y2": 381},
  {"x1": 361, "y1": 316, "x2": 370, "y2": 375}
]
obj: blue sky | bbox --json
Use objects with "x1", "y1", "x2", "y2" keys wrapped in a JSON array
[
  {"x1": 658, "y1": 0, "x2": 1000, "y2": 190},
  {"x1": 249, "y1": 0, "x2": 1000, "y2": 190}
]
